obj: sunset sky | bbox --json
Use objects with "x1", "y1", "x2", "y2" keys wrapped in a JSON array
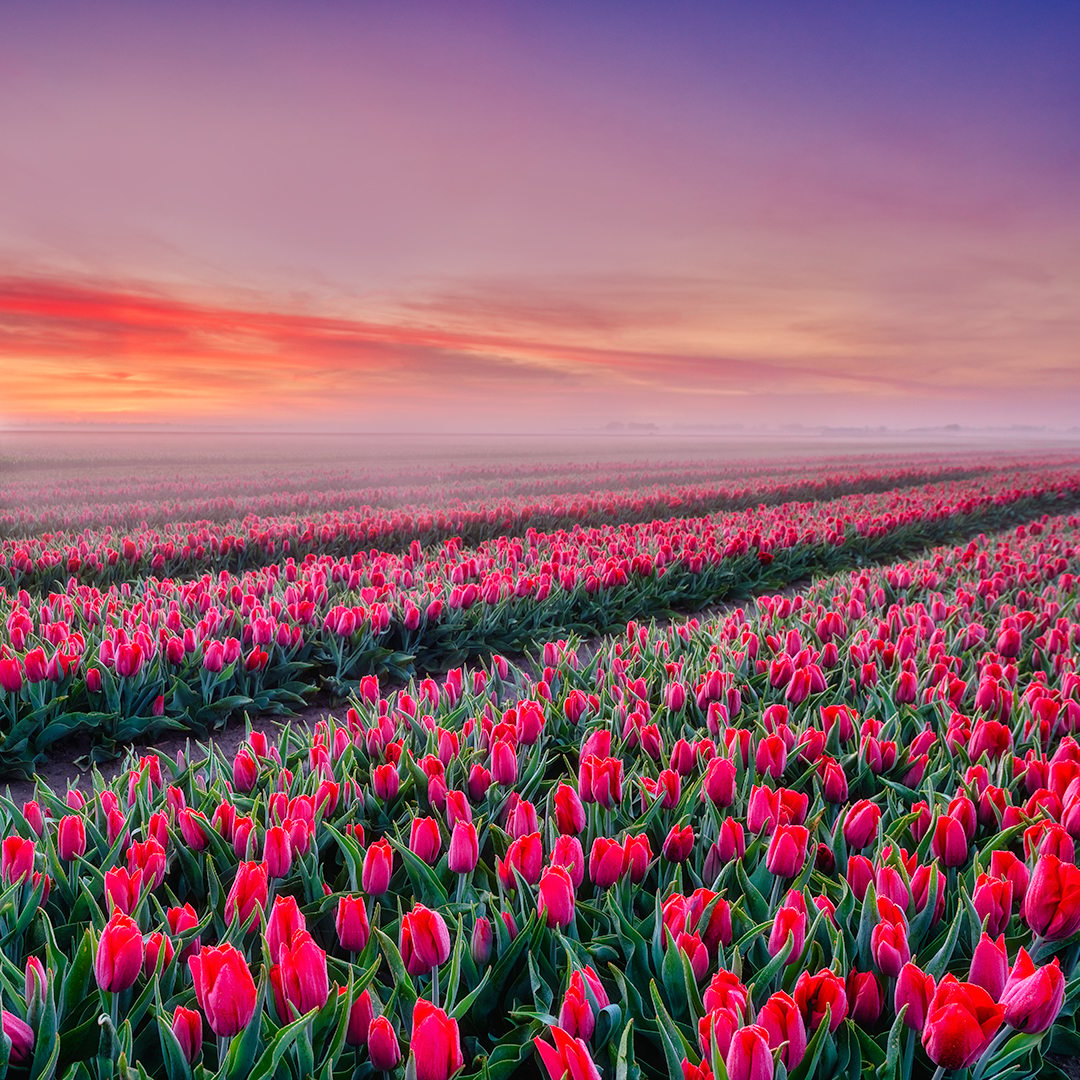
[{"x1": 1, "y1": 2, "x2": 1078, "y2": 432}]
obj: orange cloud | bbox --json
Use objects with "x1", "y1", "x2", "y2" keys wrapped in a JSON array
[{"x1": 1, "y1": 273, "x2": 1077, "y2": 431}]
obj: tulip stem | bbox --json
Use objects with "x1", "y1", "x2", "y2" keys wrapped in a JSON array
[
  {"x1": 219, "y1": 1034, "x2": 230, "y2": 1070},
  {"x1": 930, "y1": 1067, "x2": 946, "y2": 1080},
  {"x1": 903, "y1": 1028, "x2": 914, "y2": 1080},
  {"x1": 432, "y1": 965, "x2": 440, "y2": 1009}
]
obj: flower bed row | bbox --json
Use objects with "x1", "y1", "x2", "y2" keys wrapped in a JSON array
[
  {"x1": 1, "y1": 472, "x2": 1078, "y2": 772},
  {"x1": 2, "y1": 460, "x2": 1011, "y2": 591},
  {"x1": 0, "y1": 513, "x2": 1079, "y2": 1076}
]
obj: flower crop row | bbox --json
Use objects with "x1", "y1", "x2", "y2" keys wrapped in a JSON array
[
  {"x1": 1, "y1": 471, "x2": 1078, "y2": 772},
  {"x1": 0, "y1": 512, "x2": 1079, "y2": 1078},
  {"x1": 2, "y1": 460, "x2": 1016, "y2": 591},
  {"x1": 5, "y1": 450, "x2": 1032, "y2": 536}
]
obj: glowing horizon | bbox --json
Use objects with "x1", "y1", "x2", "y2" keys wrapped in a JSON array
[{"x1": 2, "y1": 2, "x2": 1078, "y2": 431}]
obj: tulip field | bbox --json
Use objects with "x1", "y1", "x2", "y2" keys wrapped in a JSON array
[{"x1": 3, "y1": 444, "x2": 1080, "y2": 1078}]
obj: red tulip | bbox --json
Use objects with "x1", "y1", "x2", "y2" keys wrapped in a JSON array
[
  {"x1": 698, "y1": 1006, "x2": 740, "y2": 1061},
  {"x1": 588, "y1": 837, "x2": 627, "y2": 888},
  {"x1": 922, "y1": 975, "x2": 1004, "y2": 1069},
  {"x1": 346, "y1": 988, "x2": 374, "y2": 1047},
  {"x1": 1000, "y1": 948, "x2": 1065, "y2": 1033},
  {"x1": 336, "y1": 894, "x2": 371, "y2": 951},
  {"x1": 25, "y1": 955, "x2": 46, "y2": 1013},
  {"x1": 95, "y1": 911, "x2": 143, "y2": 992},
  {"x1": 362, "y1": 838, "x2": 393, "y2": 895},
  {"x1": 127, "y1": 837, "x2": 166, "y2": 890},
  {"x1": 765, "y1": 824, "x2": 808, "y2": 878},
  {"x1": 768, "y1": 905, "x2": 805, "y2": 963},
  {"x1": 500, "y1": 832, "x2": 543, "y2": 886},
  {"x1": 870, "y1": 915, "x2": 909, "y2": 978},
  {"x1": 177, "y1": 809, "x2": 210, "y2": 852},
  {"x1": 703, "y1": 757, "x2": 736, "y2": 806},
  {"x1": 845, "y1": 970, "x2": 882, "y2": 1025},
  {"x1": 968, "y1": 932, "x2": 1008, "y2": 999},
  {"x1": 793, "y1": 969, "x2": 847, "y2": 1033},
  {"x1": 624, "y1": 833, "x2": 652, "y2": 882},
  {"x1": 264, "y1": 825, "x2": 292, "y2": 879},
  {"x1": 22, "y1": 801, "x2": 45, "y2": 838},
  {"x1": 0, "y1": 658, "x2": 23, "y2": 694},
  {"x1": 990, "y1": 849, "x2": 1028, "y2": 904},
  {"x1": 448, "y1": 821, "x2": 479, "y2": 874},
  {"x1": 554, "y1": 784, "x2": 586, "y2": 834},
  {"x1": 894, "y1": 962, "x2": 935, "y2": 1031},
  {"x1": 189, "y1": 944, "x2": 258, "y2": 1037},
  {"x1": 410, "y1": 817, "x2": 442, "y2": 864},
  {"x1": 1, "y1": 1010, "x2": 33, "y2": 1064},
  {"x1": 972, "y1": 873, "x2": 1013, "y2": 937},
  {"x1": 662, "y1": 824, "x2": 694, "y2": 863},
  {"x1": 471, "y1": 916, "x2": 493, "y2": 965},
  {"x1": 167, "y1": 902, "x2": 201, "y2": 960},
  {"x1": 930, "y1": 815, "x2": 968, "y2": 867},
  {"x1": 264, "y1": 895, "x2": 305, "y2": 962},
  {"x1": 400, "y1": 903, "x2": 451, "y2": 976},
  {"x1": 1, "y1": 836, "x2": 35, "y2": 884},
  {"x1": 551, "y1": 835, "x2": 586, "y2": 888},
  {"x1": 842, "y1": 800, "x2": 881, "y2": 849},
  {"x1": 104, "y1": 866, "x2": 142, "y2": 916},
  {"x1": 224, "y1": 860, "x2": 268, "y2": 930},
  {"x1": 57, "y1": 815, "x2": 86, "y2": 861},
  {"x1": 172, "y1": 1005, "x2": 202, "y2": 1063},
  {"x1": 758, "y1": 991, "x2": 806, "y2": 1069},
  {"x1": 277, "y1": 929, "x2": 330, "y2": 1016},
  {"x1": 411, "y1": 998, "x2": 465, "y2": 1080},
  {"x1": 538, "y1": 864, "x2": 576, "y2": 928},
  {"x1": 1023, "y1": 853, "x2": 1080, "y2": 939},
  {"x1": 368, "y1": 1015, "x2": 402, "y2": 1069},
  {"x1": 725, "y1": 1025, "x2": 774, "y2": 1080},
  {"x1": 534, "y1": 1025, "x2": 602, "y2": 1080}
]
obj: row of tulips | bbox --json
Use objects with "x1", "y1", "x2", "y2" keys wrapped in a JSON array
[
  {"x1": 1, "y1": 459, "x2": 1021, "y2": 591},
  {"x1": 2, "y1": 468, "x2": 1079, "y2": 771},
  {"x1": 5, "y1": 450, "x2": 1028, "y2": 538},
  {"x1": 1, "y1": 509, "x2": 1080, "y2": 1076}
]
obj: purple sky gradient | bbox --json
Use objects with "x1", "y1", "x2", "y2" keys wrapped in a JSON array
[{"x1": 1, "y1": 1, "x2": 1078, "y2": 430}]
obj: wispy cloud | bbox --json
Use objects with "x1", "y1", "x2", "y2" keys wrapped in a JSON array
[{"x1": 1, "y1": 271, "x2": 1078, "y2": 430}]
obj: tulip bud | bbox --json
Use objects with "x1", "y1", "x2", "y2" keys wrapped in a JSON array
[
  {"x1": 368, "y1": 1015, "x2": 402, "y2": 1070},
  {"x1": 172, "y1": 1005, "x2": 202, "y2": 1063}
]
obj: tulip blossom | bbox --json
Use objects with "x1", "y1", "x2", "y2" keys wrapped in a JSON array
[
  {"x1": 2, "y1": 1011, "x2": 34, "y2": 1064},
  {"x1": 1000, "y1": 949, "x2": 1065, "y2": 1033},
  {"x1": 1023, "y1": 853, "x2": 1080, "y2": 939},
  {"x1": 362, "y1": 838, "x2": 394, "y2": 895},
  {"x1": 534, "y1": 1025, "x2": 602, "y2": 1080},
  {"x1": 537, "y1": 864, "x2": 576, "y2": 928},
  {"x1": 189, "y1": 944, "x2": 258, "y2": 1037},
  {"x1": 172, "y1": 1006, "x2": 202, "y2": 1063},
  {"x1": 922, "y1": 975, "x2": 1005, "y2": 1069},
  {"x1": 95, "y1": 911, "x2": 144, "y2": 992},
  {"x1": 336, "y1": 894, "x2": 371, "y2": 951},
  {"x1": 224, "y1": 860, "x2": 268, "y2": 930},
  {"x1": 277, "y1": 929, "x2": 330, "y2": 1016},
  {"x1": 793, "y1": 969, "x2": 847, "y2": 1033},
  {"x1": 725, "y1": 1025, "x2": 774, "y2": 1080},
  {"x1": 400, "y1": 903, "x2": 451, "y2": 976},
  {"x1": 369, "y1": 1015, "x2": 402, "y2": 1070},
  {"x1": 895, "y1": 963, "x2": 935, "y2": 1031},
  {"x1": 410, "y1": 999, "x2": 464, "y2": 1080},
  {"x1": 758, "y1": 991, "x2": 806, "y2": 1069}
]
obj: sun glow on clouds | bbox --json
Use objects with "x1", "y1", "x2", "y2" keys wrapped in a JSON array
[{"x1": 2, "y1": 273, "x2": 1079, "y2": 431}]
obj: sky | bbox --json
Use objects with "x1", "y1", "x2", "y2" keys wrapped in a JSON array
[{"x1": 1, "y1": 1, "x2": 1078, "y2": 432}]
